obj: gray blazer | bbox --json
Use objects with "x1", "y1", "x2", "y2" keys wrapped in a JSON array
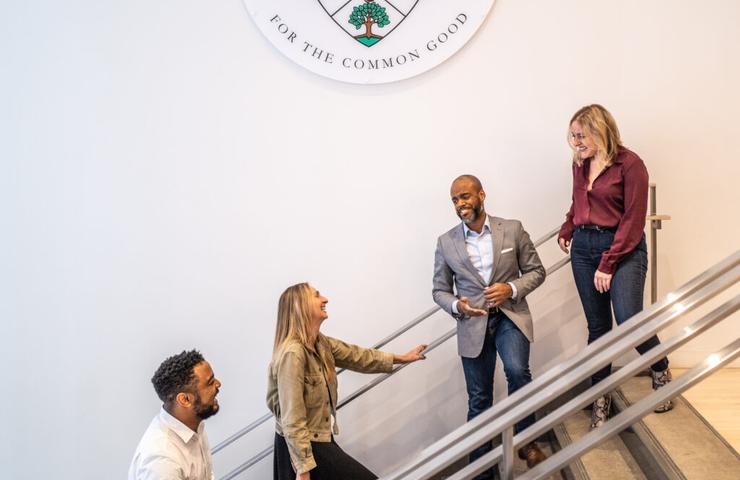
[{"x1": 433, "y1": 216, "x2": 545, "y2": 358}]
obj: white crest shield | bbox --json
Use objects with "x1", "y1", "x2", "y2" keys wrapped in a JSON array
[{"x1": 316, "y1": 0, "x2": 420, "y2": 47}]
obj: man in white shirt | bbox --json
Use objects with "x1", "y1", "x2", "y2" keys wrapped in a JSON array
[
  {"x1": 129, "y1": 350, "x2": 222, "y2": 480},
  {"x1": 433, "y1": 175, "x2": 546, "y2": 478}
]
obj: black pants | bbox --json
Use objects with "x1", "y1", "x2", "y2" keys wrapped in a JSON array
[{"x1": 274, "y1": 433, "x2": 377, "y2": 480}]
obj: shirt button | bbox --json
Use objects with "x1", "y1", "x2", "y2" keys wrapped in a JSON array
[
  {"x1": 313, "y1": 434, "x2": 318, "y2": 438},
  {"x1": 325, "y1": 417, "x2": 329, "y2": 422}
]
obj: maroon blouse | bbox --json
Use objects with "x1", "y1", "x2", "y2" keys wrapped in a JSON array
[{"x1": 558, "y1": 147, "x2": 649, "y2": 274}]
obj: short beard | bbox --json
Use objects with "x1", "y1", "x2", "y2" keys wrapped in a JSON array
[
  {"x1": 193, "y1": 394, "x2": 219, "y2": 420},
  {"x1": 458, "y1": 204, "x2": 483, "y2": 225}
]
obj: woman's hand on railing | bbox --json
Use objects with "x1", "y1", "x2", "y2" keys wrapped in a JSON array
[
  {"x1": 393, "y1": 344, "x2": 428, "y2": 364},
  {"x1": 558, "y1": 237, "x2": 570, "y2": 254}
]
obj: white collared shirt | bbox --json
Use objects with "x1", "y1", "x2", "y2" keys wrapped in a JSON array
[
  {"x1": 128, "y1": 408, "x2": 214, "y2": 480},
  {"x1": 463, "y1": 218, "x2": 495, "y2": 282},
  {"x1": 452, "y1": 217, "x2": 517, "y2": 314}
]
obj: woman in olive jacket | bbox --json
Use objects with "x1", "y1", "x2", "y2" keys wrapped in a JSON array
[{"x1": 267, "y1": 282, "x2": 427, "y2": 480}]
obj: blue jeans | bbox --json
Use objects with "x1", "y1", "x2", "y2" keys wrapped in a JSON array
[
  {"x1": 570, "y1": 228, "x2": 668, "y2": 386},
  {"x1": 461, "y1": 311, "x2": 535, "y2": 480}
]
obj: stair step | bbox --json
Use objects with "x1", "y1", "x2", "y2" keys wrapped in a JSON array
[
  {"x1": 554, "y1": 408, "x2": 647, "y2": 479},
  {"x1": 429, "y1": 434, "x2": 561, "y2": 479},
  {"x1": 616, "y1": 375, "x2": 740, "y2": 480}
]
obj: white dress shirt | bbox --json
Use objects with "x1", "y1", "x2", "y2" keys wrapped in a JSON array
[
  {"x1": 453, "y1": 217, "x2": 517, "y2": 314},
  {"x1": 128, "y1": 408, "x2": 215, "y2": 480},
  {"x1": 464, "y1": 219, "x2": 495, "y2": 282}
]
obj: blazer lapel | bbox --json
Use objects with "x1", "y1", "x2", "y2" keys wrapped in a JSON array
[
  {"x1": 489, "y1": 216, "x2": 504, "y2": 284},
  {"x1": 451, "y1": 224, "x2": 487, "y2": 286}
]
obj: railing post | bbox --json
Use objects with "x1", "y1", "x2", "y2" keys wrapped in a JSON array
[
  {"x1": 648, "y1": 183, "x2": 670, "y2": 304},
  {"x1": 650, "y1": 184, "x2": 658, "y2": 304},
  {"x1": 501, "y1": 426, "x2": 514, "y2": 480}
]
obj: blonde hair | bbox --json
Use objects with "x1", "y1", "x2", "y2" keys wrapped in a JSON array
[
  {"x1": 569, "y1": 104, "x2": 622, "y2": 166},
  {"x1": 272, "y1": 282, "x2": 334, "y2": 374},
  {"x1": 273, "y1": 282, "x2": 315, "y2": 355}
]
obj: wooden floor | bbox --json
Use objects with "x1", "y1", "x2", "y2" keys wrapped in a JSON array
[{"x1": 673, "y1": 368, "x2": 740, "y2": 453}]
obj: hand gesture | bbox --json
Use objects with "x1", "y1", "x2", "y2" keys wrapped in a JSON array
[
  {"x1": 393, "y1": 344, "x2": 428, "y2": 364},
  {"x1": 483, "y1": 283, "x2": 513, "y2": 308},
  {"x1": 457, "y1": 296, "x2": 488, "y2": 317}
]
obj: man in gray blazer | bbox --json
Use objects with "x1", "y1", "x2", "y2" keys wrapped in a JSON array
[{"x1": 433, "y1": 175, "x2": 546, "y2": 476}]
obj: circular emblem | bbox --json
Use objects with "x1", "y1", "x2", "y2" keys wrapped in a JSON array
[{"x1": 243, "y1": 0, "x2": 497, "y2": 84}]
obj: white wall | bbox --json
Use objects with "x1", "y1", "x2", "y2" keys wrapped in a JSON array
[{"x1": 1, "y1": 1, "x2": 738, "y2": 479}]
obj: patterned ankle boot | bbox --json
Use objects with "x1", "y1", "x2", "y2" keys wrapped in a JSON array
[
  {"x1": 590, "y1": 393, "x2": 612, "y2": 428},
  {"x1": 652, "y1": 368, "x2": 674, "y2": 413}
]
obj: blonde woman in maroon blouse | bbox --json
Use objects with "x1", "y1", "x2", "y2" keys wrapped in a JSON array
[{"x1": 557, "y1": 104, "x2": 673, "y2": 428}]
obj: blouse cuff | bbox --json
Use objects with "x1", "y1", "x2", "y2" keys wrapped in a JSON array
[
  {"x1": 559, "y1": 224, "x2": 574, "y2": 242},
  {"x1": 598, "y1": 257, "x2": 617, "y2": 275}
]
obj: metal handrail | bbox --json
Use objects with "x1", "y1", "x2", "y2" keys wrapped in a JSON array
[
  {"x1": 337, "y1": 306, "x2": 441, "y2": 375},
  {"x1": 219, "y1": 332, "x2": 460, "y2": 480},
  {"x1": 533, "y1": 227, "x2": 561, "y2": 249},
  {"x1": 222, "y1": 446, "x2": 272, "y2": 480},
  {"x1": 448, "y1": 294, "x2": 740, "y2": 480},
  {"x1": 339, "y1": 255, "x2": 572, "y2": 410},
  {"x1": 219, "y1": 254, "x2": 572, "y2": 480},
  {"x1": 212, "y1": 308, "x2": 443, "y2": 455},
  {"x1": 211, "y1": 227, "x2": 562, "y2": 455},
  {"x1": 211, "y1": 306, "x2": 439, "y2": 455},
  {"x1": 211, "y1": 414, "x2": 271, "y2": 455},
  {"x1": 381, "y1": 250, "x2": 740, "y2": 478},
  {"x1": 338, "y1": 328, "x2": 457, "y2": 409},
  {"x1": 381, "y1": 251, "x2": 740, "y2": 479},
  {"x1": 523, "y1": 335, "x2": 740, "y2": 479},
  {"x1": 216, "y1": 219, "x2": 685, "y2": 478}
]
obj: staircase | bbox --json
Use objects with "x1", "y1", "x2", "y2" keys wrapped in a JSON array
[
  {"x1": 209, "y1": 220, "x2": 740, "y2": 479},
  {"x1": 542, "y1": 372, "x2": 740, "y2": 479},
  {"x1": 427, "y1": 369, "x2": 740, "y2": 480}
]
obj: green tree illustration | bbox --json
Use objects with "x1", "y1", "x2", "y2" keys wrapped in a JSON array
[{"x1": 348, "y1": 0, "x2": 391, "y2": 40}]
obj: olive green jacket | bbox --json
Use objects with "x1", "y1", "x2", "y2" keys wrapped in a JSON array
[{"x1": 266, "y1": 333, "x2": 393, "y2": 474}]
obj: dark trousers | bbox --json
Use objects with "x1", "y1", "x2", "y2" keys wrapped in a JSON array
[
  {"x1": 273, "y1": 433, "x2": 376, "y2": 480},
  {"x1": 570, "y1": 228, "x2": 669, "y2": 386},
  {"x1": 461, "y1": 311, "x2": 535, "y2": 480}
]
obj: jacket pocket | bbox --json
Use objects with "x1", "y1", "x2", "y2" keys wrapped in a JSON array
[{"x1": 303, "y1": 374, "x2": 325, "y2": 408}]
